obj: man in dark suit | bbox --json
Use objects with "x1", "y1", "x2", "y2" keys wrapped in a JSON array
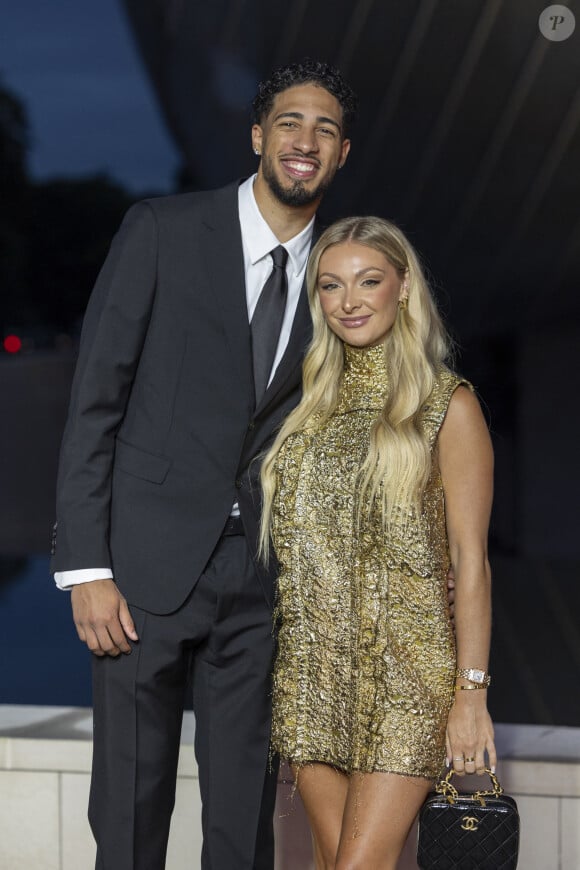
[{"x1": 52, "y1": 59, "x2": 356, "y2": 869}]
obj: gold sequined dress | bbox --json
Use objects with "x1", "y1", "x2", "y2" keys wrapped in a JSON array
[{"x1": 271, "y1": 344, "x2": 468, "y2": 779}]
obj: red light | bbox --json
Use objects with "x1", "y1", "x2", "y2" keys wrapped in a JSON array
[{"x1": 4, "y1": 335, "x2": 22, "y2": 353}]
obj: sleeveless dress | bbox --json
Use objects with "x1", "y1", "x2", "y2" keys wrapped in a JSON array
[{"x1": 270, "y1": 343, "x2": 469, "y2": 779}]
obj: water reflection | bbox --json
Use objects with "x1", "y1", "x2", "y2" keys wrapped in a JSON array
[{"x1": 0, "y1": 555, "x2": 91, "y2": 706}]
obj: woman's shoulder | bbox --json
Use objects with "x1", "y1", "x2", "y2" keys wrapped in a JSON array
[
  {"x1": 421, "y1": 367, "x2": 475, "y2": 445},
  {"x1": 424, "y1": 367, "x2": 472, "y2": 411},
  {"x1": 435, "y1": 365, "x2": 472, "y2": 394}
]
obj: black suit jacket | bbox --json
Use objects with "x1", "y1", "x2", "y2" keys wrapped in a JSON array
[{"x1": 52, "y1": 181, "x2": 314, "y2": 613}]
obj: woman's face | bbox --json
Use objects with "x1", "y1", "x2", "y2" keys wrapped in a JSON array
[{"x1": 316, "y1": 241, "x2": 405, "y2": 347}]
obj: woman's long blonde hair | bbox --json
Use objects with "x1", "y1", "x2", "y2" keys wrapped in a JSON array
[{"x1": 259, "y1": 216, "x2": 451, "y2": 557}]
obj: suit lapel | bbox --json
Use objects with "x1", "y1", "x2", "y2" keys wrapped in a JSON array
[
  {"x1": 201, "y1": 182, "x2": 254, "y2": 401},
  {"x1": 201, "y1": 187, "x2": 320, "y2": 417}
]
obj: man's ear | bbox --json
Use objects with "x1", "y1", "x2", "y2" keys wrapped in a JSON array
[
  {"x1": 338, "y1": 138, "x2": 351, "y2": 169},
  {"x1": 251, "y1": 124, "x2": 263, "y2": 156}
]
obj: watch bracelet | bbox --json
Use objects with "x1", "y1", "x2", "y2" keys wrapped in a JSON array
[{"x1": 455, "y1": 667, "x2": 491, "y2": 687}]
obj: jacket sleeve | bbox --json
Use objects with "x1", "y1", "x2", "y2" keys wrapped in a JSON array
[{"x1": 52, "y1": 200, "x2": 159, "y2": 571}]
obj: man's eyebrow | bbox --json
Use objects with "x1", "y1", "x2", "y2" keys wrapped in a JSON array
[{"x1": 273, "y1": 111, "x2": 342, "y2": 131}]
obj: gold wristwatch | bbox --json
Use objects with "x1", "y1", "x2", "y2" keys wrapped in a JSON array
[{"x1": 455, "y1": 668, "x2": 491, "y2": 687}]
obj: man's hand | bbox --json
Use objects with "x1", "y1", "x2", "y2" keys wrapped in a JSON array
[
  {"x1": 447, "y1": 565, "x2": 456, "y2": 625},
  {"x1": 71, "y1": 579, "x2": 138, "y2": 656}
]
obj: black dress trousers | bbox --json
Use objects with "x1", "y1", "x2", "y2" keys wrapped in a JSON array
[{"x1": 90, "y1": 533, "x2": 278, "y2": 870}]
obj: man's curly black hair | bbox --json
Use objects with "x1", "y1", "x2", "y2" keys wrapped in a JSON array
[{"x1": 252, "y1": 59, "x2": 358, "y2": 138}]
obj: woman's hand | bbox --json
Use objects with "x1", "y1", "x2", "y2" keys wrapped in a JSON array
[{"x1": 445, "y1": 692, "x2": 496, "y2": 776}]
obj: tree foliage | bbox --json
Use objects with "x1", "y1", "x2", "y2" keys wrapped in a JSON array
[
  {"x1": 0, "y1": 81, "x2": 30, "y2": 329},
  {"x1": 25, "y1": 176, "x2": 133, "y2": 332},
  {"x1": 0, "y1": 80, "x2": 136, "y2": 339}
]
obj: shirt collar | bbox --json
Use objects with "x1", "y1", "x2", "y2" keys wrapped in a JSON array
[{"x1": 238, "y1": 175, "x2": 315, "y2": 276}]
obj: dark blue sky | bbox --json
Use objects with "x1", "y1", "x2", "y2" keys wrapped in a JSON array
[{"x1": 2, "y1": 0, "x2": 178, "y2": 192}]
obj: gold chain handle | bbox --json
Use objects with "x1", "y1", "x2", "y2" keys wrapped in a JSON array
[{"x1": 435, "y1": 768, "x2": 504, "y2": 806}]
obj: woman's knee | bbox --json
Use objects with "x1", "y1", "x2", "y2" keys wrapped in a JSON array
[
  {"x1": 335, "y1": 857, "x2": 396, "y2": 870},
  {"x1": 335, "y1": 838, "x2": 400, "y2": 870},
  {"x1": 312, "y1": 834, "x2": 339, "y2": 870}
]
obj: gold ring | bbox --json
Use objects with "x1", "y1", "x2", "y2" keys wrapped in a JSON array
[
  {"x1": 453, "y1": 756, "x2": 464, "y2": 761},
  {"x1": 465, "y1": 757, "x2": 475, "y2": 763}
]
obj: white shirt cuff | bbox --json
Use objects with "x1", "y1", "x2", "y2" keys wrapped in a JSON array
[{"x1": 54, "y1": 568, "x2": 114, "y2": 590}]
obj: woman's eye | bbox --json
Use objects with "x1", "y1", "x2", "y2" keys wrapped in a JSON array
[
  {"x1": 362, "y1": 279, "x2": 380, "y2": 287},
  {"x1": 320, "y1": 282, "x2": 338, "y2": 292}
]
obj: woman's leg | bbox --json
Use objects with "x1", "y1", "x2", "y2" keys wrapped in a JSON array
[
  {"x1": 294, "y1": 763, "x2": 349, "y2": 869},
  {"x1": 335, "y1": 771, "x2": 432, "y2": 870}
]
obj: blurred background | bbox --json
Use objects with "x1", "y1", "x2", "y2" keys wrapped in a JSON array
[{"x1": 1, "y1": 0, "x2": 579, "y2": 725}]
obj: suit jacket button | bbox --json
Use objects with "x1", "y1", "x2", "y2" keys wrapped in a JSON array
[
  {"x1": 235, "y1": 479, "x2": 242, "y2": 489},
  {"x1": 248, "y1": 421, "x2": 255, "y2": 430}
]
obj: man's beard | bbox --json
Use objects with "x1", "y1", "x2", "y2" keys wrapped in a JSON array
[{"x1": 261, "y1": 154, "x2": 334, "y2": 207}]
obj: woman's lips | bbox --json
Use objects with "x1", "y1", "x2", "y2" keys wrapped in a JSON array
[{"x1": 339, "y1": 315, "x2": 371, "y2": 328}]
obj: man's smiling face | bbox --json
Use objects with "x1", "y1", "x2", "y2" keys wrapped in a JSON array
[{"x1": 252, "y1": 82, "x2": 350, "y2": 208}]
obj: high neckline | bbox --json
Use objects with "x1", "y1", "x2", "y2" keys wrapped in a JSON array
[
  {"x1": 343, "y1": 342, "x2": 387, "y2": 372},
  {"x1": 339, "y1": 343, "x2": 389, "y2": 410}
]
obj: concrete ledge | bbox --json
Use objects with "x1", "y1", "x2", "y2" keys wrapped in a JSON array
[{"x1": 1, "y1": 706, "x2": 579, "y2": 869}]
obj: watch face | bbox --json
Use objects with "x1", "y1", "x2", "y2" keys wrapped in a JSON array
[{"x1": 471, "y1": 669, "x2": 485, "y2": 683}]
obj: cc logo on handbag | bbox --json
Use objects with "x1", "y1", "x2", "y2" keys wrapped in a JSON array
[{"x1": 460, "y1": 816, "x2": 479, "y2": 831}]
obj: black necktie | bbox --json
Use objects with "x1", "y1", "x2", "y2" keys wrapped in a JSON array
[{"x1": 251, "y1": 245, "x2": 288, "y2": 402}]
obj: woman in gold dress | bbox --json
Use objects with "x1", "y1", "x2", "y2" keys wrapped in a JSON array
[{"x1": 260, "y1": 216, "x2": 496, "y2": 869}]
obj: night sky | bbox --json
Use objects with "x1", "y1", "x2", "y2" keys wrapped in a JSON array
[{"x1": 2, "y1": 0, "x2": 178, "y2": 193}]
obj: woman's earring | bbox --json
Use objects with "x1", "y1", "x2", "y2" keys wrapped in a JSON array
[
  {"x1": 254, "y1": 148, "x2": 260, "y2": 156},
  {"x1": 399, "y1": 278, "x2": 409, "y2": 309}
]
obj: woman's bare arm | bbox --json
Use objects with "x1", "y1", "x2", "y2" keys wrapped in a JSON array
[{"x1": 438, "y1": 385, "x2": 496, "y2": 775}]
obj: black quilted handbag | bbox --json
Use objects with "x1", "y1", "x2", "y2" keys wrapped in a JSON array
[{"x1": 417, "y1": 769, "x2": 520, "y2": 869}]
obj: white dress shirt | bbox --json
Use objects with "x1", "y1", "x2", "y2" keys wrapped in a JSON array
[{"x1": 55, "y1": 176, "x2": 314, "y2": 589}]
